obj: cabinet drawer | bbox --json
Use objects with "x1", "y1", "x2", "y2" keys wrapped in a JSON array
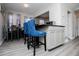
[{"x1": 55, "y1": 31, "x2": 64, "y2": 45}]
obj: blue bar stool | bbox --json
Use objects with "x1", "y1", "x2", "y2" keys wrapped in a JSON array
[{"x1": 24, "y1": 19, "x2": 46, "y2": 56}]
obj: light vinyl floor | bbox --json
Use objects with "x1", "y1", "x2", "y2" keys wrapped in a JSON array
[{"x1": 0, "y1": 38, "x2": 79, "y2": 56}]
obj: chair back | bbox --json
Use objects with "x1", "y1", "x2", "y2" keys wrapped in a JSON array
[{"x1": 24, "y1": 19, "x2": 36, "y2": 35}]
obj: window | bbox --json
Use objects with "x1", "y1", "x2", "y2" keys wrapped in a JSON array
[
  {"x1": 16, "y1": 14, "x2": 21, "y2": 27},
  {"x1": 8, "y1": 13, "x2": 13, "y2": 31}
]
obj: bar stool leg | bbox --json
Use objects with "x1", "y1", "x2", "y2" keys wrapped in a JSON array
[
  {"x1": 33, "y1": 37, "x2": 36, "y2": 56},
  {"x1": 44, "y1": 36, "x2": 46, "y2": 51},
  {"x1": 24, "y1": 34, "x2": 26, "y2": 44},
  {"x1": 37, "y1": 37, "x2": 39, "y2": 48},
  {"x1": 34, "y1": 45, "x2": 36, "y2": 56},
  {"x1": 27, "y1": 37, "x2": 30, "y2": 50}
]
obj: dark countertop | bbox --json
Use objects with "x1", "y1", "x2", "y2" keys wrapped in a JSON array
[
  {"x1": 35, "y1": 24, "x2": 65, "y2": 27},
  {"x1": 21, "y1": 24, "x2": 65, "y2": 30}
]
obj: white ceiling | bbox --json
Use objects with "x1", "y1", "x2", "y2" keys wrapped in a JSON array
[
  {"x1": 64, "y1": 3, "x2": 79, "y2": 10},
  {"x1": 4, "y1": 3, "x2": 52, "y2": 16},
  {"x1": 3, "y1": 3, "x2": 79, "y2": 17}
]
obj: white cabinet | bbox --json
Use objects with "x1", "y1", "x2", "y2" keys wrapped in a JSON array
[{"x1": 46, "y1": 26, "x2": 65, "y2": 50}]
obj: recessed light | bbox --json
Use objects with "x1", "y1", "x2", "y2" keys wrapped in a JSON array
[{"x1": 24, "y1": 4, "x2": 29, "y2": 8}]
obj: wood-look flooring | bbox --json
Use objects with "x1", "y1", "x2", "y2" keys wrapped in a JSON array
[{"x1": 0, "y1": 37, "x2": 79, "y2": 56}]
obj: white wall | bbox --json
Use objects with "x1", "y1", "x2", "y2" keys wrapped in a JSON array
[
  {"x1": 34, "y1": 3, "x2": 62, "y2": 25},
  {"x1": 72, "y1": 12, "x2": 78, "y2": 38},
  {"x1": 75, "y1": 17, "x2": 79, "y2": 37},
  {"x1": 59, "y1": 4, "x2": 78, "y2": 41},
  {"x1": 0, "y1": 4, "x2": 1, "y2": 10},
  {"x1": 77, "y1": 18, "x2": 79, "y2": 36},
  {"x1": 0, "y1": 4, "x2": 4, "y2": 45}
]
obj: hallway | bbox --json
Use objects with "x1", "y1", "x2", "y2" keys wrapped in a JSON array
[{"x1": 0, "y1": 37, "x2": 79, "y2": 56}]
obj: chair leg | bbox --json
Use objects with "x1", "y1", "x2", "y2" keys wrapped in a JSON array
[
  {"x1": 27, "y1": 37, "x2": 30, "y2": 50},
  {"x1": 35, "y1": 37, "x2": 39, "y2": 48},
  {"x1": 33, "y1": 37, "x2": 36, "y2": 56},
  {"x1": 44, "y1": 36, "x2": 46, "y2": 51},
  {"x1": 24, "y1": 34, "x2": 26, "y2": 44},
  {"x1": 37, "y1": 37, "x2": 39, "y2": 48},
  {"x1": 34, "y1": 45, "x2": 36, "y2": 56}
]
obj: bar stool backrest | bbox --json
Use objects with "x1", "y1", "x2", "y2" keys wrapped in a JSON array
[{"x1": 24, "y1": 19, "x2": 36, "y2": 35}]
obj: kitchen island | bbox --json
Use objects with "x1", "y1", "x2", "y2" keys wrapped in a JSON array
[{"x1": 36, "y1": 24, "x2": 65, "y2": 51}]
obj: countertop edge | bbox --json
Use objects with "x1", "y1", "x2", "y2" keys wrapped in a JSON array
[{"x1": 36, "y1": 24, "x2": 65, "y2": 27}]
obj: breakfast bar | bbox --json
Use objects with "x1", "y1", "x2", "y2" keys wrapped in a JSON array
[{"x1": 36, "y1": 24, "x2": 65, "y2": 51}]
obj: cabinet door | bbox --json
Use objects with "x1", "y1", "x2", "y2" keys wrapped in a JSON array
[
  {"x1": 47, "y1": 30, "x2": 57, "y2": 49},
  {"x1": 55, "y1": 30, "x2": 64, "y2": 46},
  {"x1": 59, "y1": 30, "x2": 64, "y2": 43}
]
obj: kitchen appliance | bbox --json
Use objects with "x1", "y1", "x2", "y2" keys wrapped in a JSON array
[{"x1": 45, "y1": 21, "x2": 53, "y2": 25}]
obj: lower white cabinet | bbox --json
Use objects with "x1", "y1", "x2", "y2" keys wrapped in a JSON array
[
  {"x1": 38, "y1": 26, "x2": 65, "y2": 50},
  {"x1": 46, "y1": 26, "x2": 65, "y2": 50}
]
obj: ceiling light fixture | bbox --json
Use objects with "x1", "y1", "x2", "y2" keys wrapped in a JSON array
[{"x1": 24, "y1": 4, "x2": 29, "y2": 8}]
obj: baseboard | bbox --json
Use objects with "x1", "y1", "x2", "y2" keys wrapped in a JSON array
[
  {"x1": 48, "y1": 44, "x2": 64, "y2": 51},
  {"x1": 71, "y1": 36, "x2": 79, "y2": 40}
]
